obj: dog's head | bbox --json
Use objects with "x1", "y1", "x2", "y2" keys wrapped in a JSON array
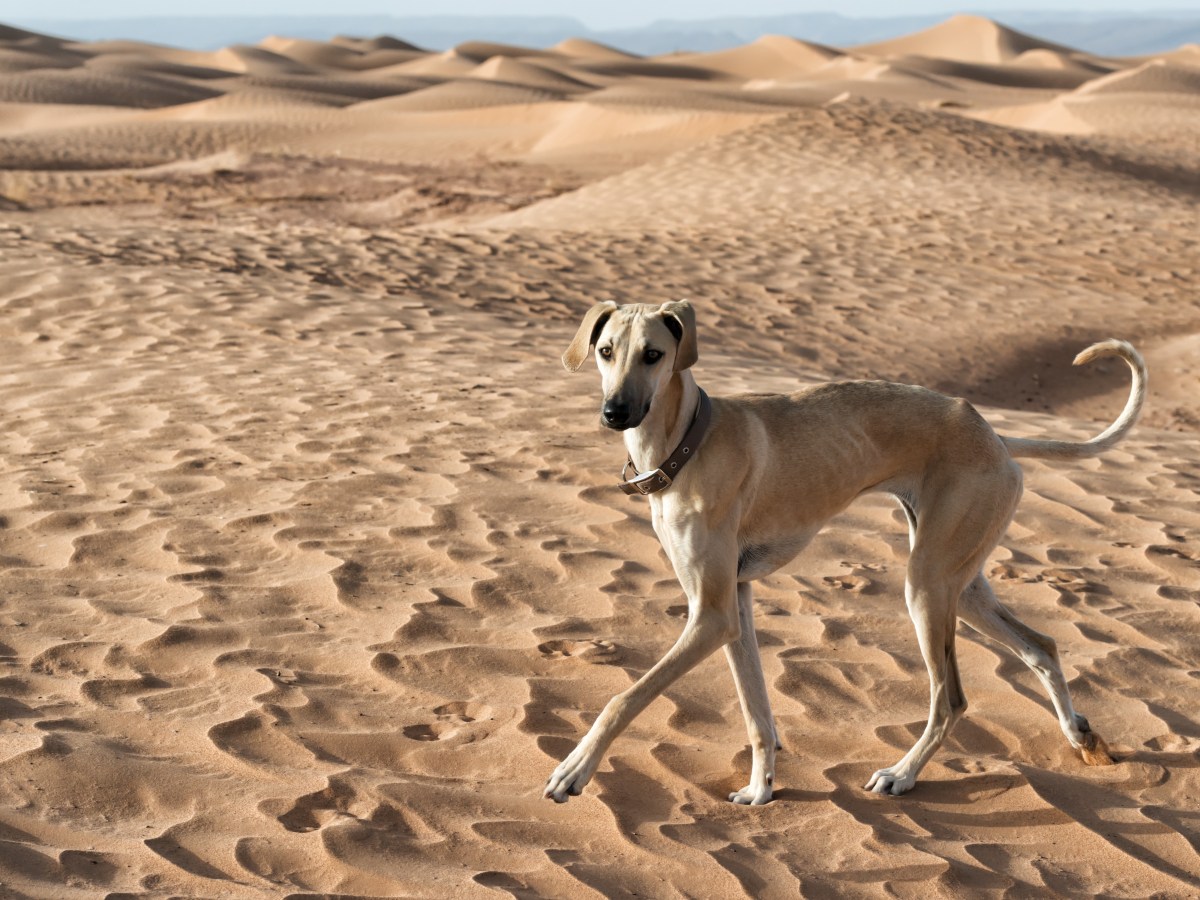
[{"x1": 562, "y1": 300, "x2": 698, "y2": 430}]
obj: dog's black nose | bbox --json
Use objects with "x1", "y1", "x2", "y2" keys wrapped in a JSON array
[{"x1": 602, "y1": 401, "x2": 631, "y2": 429}]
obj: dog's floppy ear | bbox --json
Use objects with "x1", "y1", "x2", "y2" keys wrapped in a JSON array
[
  {"x1": 659, "y1": 300, "x2": 698, "y2": 371},
  {"x1": 562, "y1": 301, "x2": 618, "y2": 372}
]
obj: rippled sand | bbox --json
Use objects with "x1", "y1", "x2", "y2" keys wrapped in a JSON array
[{"x1": 0, "y1": 13, "x2": 1198, "y2": 898}]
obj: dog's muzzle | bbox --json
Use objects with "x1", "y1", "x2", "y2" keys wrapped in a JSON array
[{"x1": 602, "y1": 399, "x2": 647, "y2": 430}]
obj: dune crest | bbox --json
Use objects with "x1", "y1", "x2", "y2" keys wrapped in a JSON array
[
  {"x1": 677, "y1": 34, "x2": 841, "y2": 80},
  {"x1": 1075, "y1": 58, "x2": 1200, "y2": 95},
  {"x1": 854, "y1": 13, "x2": 1081, "y2": 64},
  {"x1": 467, "y1": 55, "x2": 595, "y2": 91},
  {"x1": 551, "y1": 36, "x2": 640, "y2": 61}
]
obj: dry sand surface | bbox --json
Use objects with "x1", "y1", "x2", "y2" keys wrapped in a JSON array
[{"x1": 0, "y1": 13, "x2": 1198, "y2": 898}]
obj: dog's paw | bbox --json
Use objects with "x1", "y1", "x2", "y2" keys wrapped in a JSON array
[
  {"x1": 864, "y1": 767, "x2": 915, "y2": 795},
  {"x1": 1078, "y1": 731, "x2": 1116, "y2": 766},
  {"x1": 544, "y1": 743, "x2": 600, "y2": 803},
  {"x1": 728, "y1": 782, "x2": 773, "y2": 805}
]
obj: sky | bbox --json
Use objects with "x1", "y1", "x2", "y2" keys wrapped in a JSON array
[{"x1": 6, "y1": 2, "x2": 1199, "y2": 30}]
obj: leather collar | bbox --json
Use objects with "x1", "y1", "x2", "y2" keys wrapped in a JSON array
[{"x1": 619, "y1": 388, "x2": 712, "y2": 496}]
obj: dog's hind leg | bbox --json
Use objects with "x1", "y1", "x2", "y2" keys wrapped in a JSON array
[
  {"x1": 724, "y1": 581, "x2": 777, "y2": 804},
  {"x1": 866, "y1": 476, "x2": 1013, "y2": 796},
  {"x1": 958, "y1": 573, "x2": 1114, "y2": 765},
  {"x1": 865, "y1": 571, "x2": 969, "y2": 795}
]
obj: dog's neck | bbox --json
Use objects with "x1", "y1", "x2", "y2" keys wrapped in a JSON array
[{"x1": 624, "y1": 370, "x2": 699, "y2": 476}]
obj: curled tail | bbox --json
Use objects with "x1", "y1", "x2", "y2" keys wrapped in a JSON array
[{"x1": 1002, "y1": 339, "x2": 1146, "y2": 461}]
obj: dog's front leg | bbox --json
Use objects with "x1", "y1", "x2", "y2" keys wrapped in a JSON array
[
  {"x1": 545, "y1": 529, "x2": 739, "y2": 803},
  {"x1": 724, "y1": 581, "x2": 777, "y2": 805}
]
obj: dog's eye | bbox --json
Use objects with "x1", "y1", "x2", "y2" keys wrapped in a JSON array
[
  {"x1": 644, "y1": 349, "x2": 663, "y2": 364},
  {"x1": 598, "y1": 346, "x2": 613, "y2": 360}
]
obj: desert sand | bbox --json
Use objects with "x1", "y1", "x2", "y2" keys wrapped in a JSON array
[{"x1": 0, "y1": 13, "x2": 1198, "y2": 898}]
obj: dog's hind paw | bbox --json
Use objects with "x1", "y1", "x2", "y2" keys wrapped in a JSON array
[{"x1": 1079, "y1": 731, "x2": 1116, "y2": 766}]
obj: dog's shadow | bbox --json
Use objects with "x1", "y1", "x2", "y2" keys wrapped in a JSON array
[{"x1": 805, "y1": 748, "x2": 1200, "y2": 888}]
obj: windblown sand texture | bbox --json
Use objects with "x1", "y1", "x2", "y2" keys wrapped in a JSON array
[{"x1": 0, "y1": 13, "x2": 1199, "y2": 898}]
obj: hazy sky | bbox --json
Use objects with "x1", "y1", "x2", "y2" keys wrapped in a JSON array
[{"x1": 9, "y1": 2, "x2": 1200, "y2": 29}]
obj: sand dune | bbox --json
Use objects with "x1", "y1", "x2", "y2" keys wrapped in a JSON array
[
  {"x1": 1063, "y1": 93, "x2": 1200, "y2": 140},
  {"x1": 570, "y1": 57, "x2": 730, "y2": 82},
  {"x1": 330, "y1": 33, "x2": 424, "y2": 54},
  {"x1": 675, "y1": 34, "x2": 841, "y2": 81},
  {"x1": 256, "y1": 35, "x2": 407, "y2": 72},
  {"x1": 887, "y1": 54, "x2": 1098, "y2": 90},
  {"x1": 0, "y1": 13, "x2": 1198, "y2": 900},
  {"x1": 454, "y1": 39, "x2": 560, "y2": 62},
  {"x1": 0, "y1": 46, "x2": 80, "y2": 73},
  {"x1": 485, "y1": 100, "x2": 1194, "y2": 230},
  {"x1": 581, "y1": 82, "x2": 795, "y2": 112},
  {"x1": 1, "y1": 12, "x2": 1178, "y2": 158},
  {"x1": 215, "y1": 73, "x2": 424, "y2": 104},
  {"x1": 210, "y1": 44, "x2": 316, "y2": 77},
  {"x1": 518, "y1": 101, "x2": 779, "y2": 174},
  {"x1": 467, "y1": 55, "x2": 597, "y2": 92},
  {"x1": 0, "y1": 68, "x2": 220, "y2": 108},
  {"x1": 1154, "y1": 43, "x2": 1200, "y2": 66},
  {"x1": 82, "y1": 53, "x2": 238, "y2": 81},
  {"x1": 806, "y1": 54, "x2": 961, "y2": 89},
  {"x1": 360, "y1": 79, "x2": 569, "y2": 112},
  {"x1": 1075, "y1": 58, "x2": 1200, "y2": 95},
  {"x1": 854, "y1": 14, "x2": 1080, "y2": 64},
  {"x1": 551, "y1": 36, "x2": 641, "y2": 61},
  {"x1": 976, "y1": 58, "x2": 1200, "y2": 138},
  {"x1": 1012, "y1": 48, "x2": 1115, "y2": 74},
  {"x1": 387, "y1": 48, "x2": 480, "y2": 78},
  {"x1": 968, "y1": 96, "x2": 1097, "y2": 135},
  {"x1": 280, "y1": 37, "x2": 427, "y2": 73},
  {"x1": 0, "y1": 100, "x2": 143, "y2": 137}
]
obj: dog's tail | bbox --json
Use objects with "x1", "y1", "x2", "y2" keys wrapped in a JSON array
[{"x1": 1001, "y1": 339, "x2": 1146, "y2": 461}]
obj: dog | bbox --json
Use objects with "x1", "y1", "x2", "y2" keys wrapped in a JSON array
[{"x1": 544, "y1": 300, "x2": 1144, "y2": 805}]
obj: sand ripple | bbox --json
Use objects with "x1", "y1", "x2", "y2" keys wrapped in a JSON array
[{"x1": 0, "y1": 14, "x2": 1198, "y2": 898}]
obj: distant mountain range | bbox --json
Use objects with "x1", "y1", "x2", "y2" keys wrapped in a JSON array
[{"x1": 10, "y1": 11, "x2": 1200, "y2": 57}]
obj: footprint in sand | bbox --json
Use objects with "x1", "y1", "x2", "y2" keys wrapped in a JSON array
[
  {"x1": 80, "y1": 674, "x2": 168, "y2": 708},
  {"x1": 1146, "y1": 544, "x2": 1200, "y2": 578},
  {"x1": 989, "y1": 563, "x2": 1028, "y2": 582},
  {"x1": 265, "y1": 776, "x2": 362, "y2": 833},
  {"x1": 840, "y1": 560, "x2": 887, "y2": 573},
  {"x1": 432, "y1": 700, "x2": 483, "y2": 721},
  {"x1": 167, "y1": 567, "x2": 225, "y2": 584},
  {"x1": 536, "y1": 639, "x2": 620, "y2": 663},
  {"x1": 403, "y1": 700, "x2": 491, "y2": 742},
  {"x1": 402, "y1": 722, "x2": 454, "y2": 742},
  {"x1": 1039, "y1": 568, "x2": 1103, "y2": 594},
  {"x1": 29, "y1": 641, "x2": 105, "y2": 677},
  {"x1": 822, "y1": 574, "x2": 875, "y2": 593}
]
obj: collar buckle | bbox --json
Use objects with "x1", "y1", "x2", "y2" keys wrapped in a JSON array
[{"x1": 619, "y1": 467, "x2": 672, "y2": 496}]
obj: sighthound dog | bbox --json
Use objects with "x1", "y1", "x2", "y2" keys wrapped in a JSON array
[{"x1": 545, "y1": 300, "x2": 1145, "y2": 805}]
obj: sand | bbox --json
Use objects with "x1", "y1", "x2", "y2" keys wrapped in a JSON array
[{"x1": 0, "y1": 14, "x2": 1198, "y2": 899}]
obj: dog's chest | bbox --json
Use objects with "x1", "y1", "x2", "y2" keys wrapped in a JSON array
[{"x1": 736, "y1": 532, "x2": 815, "y2": 581}]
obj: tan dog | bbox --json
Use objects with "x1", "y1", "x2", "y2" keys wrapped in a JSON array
[{"x1": 545, "y1": 300, "x2": 1145, "y2": 805}]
